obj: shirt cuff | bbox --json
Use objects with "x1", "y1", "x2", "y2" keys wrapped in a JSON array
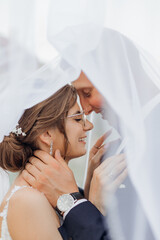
[{"x1": 63, "y1": 199, "x2": 87, "y2": 220}]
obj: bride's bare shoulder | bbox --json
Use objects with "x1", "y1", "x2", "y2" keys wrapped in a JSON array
[
  {"x1": 8, "y1": 186, "x2": 57, "y2": 217},
  {"x1": 8, "y1": 186, "x2": 49, "y2": 208},
  {"x1": 7, "y1": 186, "x2": 60, "y2": 238}
]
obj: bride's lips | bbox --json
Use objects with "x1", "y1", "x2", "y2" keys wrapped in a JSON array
[{"x1": 78, "y1": 136, "x2": 87, "y2": 144}]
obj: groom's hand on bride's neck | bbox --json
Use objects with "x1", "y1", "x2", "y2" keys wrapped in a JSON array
[{"x1": 22, "y1": 149, "x2": 78, "y2": 208}]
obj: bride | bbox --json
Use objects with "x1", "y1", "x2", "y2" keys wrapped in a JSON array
[{"x1": 0, "y1": 84, "x2": 125, "y2": 239}]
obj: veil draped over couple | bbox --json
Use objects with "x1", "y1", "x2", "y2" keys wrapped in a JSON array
[{"x1": 1, "y1": 0, "x2": 160, "y2": 239}]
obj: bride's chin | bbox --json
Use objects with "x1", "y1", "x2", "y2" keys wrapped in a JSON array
[
  {"x1": 67, "y1": 150, "x2": 87, "y2": 160},
  {"x1": 75, "y1": 149, "x2": 87, "y2": 158}
]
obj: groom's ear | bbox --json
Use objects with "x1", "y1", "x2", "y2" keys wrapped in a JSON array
[{"x1": 38, "y1": 129, "x2": 55, "y2": 146}]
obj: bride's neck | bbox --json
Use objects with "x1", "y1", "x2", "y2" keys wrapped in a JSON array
[{"x1": 13, "y1": 173, "x2": 30, "y2": 187}]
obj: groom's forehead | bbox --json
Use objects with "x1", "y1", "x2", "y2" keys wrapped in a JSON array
[{"x1": 72, "y1": 72, "x2": 93, "y2": 90}]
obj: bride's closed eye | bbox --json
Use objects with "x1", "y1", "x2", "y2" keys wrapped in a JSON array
[{"x1": 74, "y1": 117, "x2": 83, "y2": 122}]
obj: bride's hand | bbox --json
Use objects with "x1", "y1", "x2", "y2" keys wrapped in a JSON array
[
  {"x1": 88, "y1": 154, "x2": 127, "y2": 215},
  {"x1": 84, "y1": 131, "x2": 111, "y2": 198}
]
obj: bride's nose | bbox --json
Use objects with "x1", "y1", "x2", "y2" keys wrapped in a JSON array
[{"x1": 83, "y1": 119, "x2": 93, "y2": 131}]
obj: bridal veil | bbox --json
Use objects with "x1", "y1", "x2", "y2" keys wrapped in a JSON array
[{"x1": 1, "y1": 1, "x2": 160, "y2": 239}]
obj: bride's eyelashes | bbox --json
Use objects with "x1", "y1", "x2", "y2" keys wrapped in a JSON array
[{"x1": 74, "y1": 118, "x2": 83, "y2": 122}]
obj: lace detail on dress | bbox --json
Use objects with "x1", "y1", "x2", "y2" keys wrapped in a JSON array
[{"x1": 0, "y1": 185, "x2": 32, "y2": 240}]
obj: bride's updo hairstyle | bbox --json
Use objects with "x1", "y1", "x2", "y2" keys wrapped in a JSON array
[{"x1": 0, "y1": 84, "x2": 77, "y2": 172}]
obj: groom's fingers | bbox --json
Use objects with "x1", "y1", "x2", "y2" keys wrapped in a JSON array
[
  {"x1": 54, "y1": 149, "x2": 69, "y2": 169},
  {"x1": 29, "y1": 156, "x2": 46, "y2": 171},
  {"x1": 25, "y1": 162, "x2": 41, "y2": 178},
  {"x1": 21, "y1": 169, "x2": 36, "y2": 188},
  {"x1": 33, "y1": 150, "x2": 67, "y2": 167},
  {"x1": 31, "y1": 150, "x2": 69, "y2": 173},
  {"x1": 33, "y1": 150, "x2": 53, "y2": 164},
  {"x1": 33, "y1": 150, "x2": 64, "y2": 168}
]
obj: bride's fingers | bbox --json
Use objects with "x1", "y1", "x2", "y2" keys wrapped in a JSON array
[
  {"x1": 102, "y1": 168, "x2": 127, "y2": 193},
  {"x1": 91, "y1": 145, "x2": 108, "y2": 166},
  {"x1": 100, "y1": 159, "x2": 126, "y2": 179},
  {"x1": 111, "y1": 168, "x2": 128, "y2": 191},
  {"x1": 112, "y1": 160, "x2": 126, "y2": 177},
  {"x1": 99, "y1": 143, "x2": 110, "y2": 150},
  {"x1": 97, "y1": 153, "x2": 125, "y2": 172},
  {"x1": 95, "y1": 130, "x2": 112, "y2": 147},
  {"x1": 90, "y1": 130, "x2": 112, "y2": 156}
]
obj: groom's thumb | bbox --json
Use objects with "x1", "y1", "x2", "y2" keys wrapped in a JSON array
[{"x1": 55, "y1": 149, "x2": 68, "y2": 167}]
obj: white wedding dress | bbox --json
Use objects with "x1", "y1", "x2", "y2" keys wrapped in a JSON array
[{"x1": 0, "y1": 185, "x2": 31, "y2": 240}]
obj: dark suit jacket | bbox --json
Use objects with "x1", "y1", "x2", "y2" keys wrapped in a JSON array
[{"x1": 58, "y1": 201, "x2": 110, "y2": 240}]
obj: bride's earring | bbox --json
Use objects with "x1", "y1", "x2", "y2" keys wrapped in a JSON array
[{"x1": 50, "y1": 141, "x2": 53, "y2": 155}]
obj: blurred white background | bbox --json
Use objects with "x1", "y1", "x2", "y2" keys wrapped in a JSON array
[{"x1": 1, "y1": 0, "x2": 160, "y2": 63}]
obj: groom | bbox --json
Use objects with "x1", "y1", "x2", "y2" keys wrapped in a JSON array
[{"x1": 22, "y1": 72, "x2": 118, "y2": 240}]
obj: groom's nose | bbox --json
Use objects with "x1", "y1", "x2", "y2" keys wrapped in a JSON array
[
  {"x1": 79, "y1": 97, "x2": 93, "y2": 115},
  {"x1": 84, "y1": 105, "x2": 93, "y2": 115}
]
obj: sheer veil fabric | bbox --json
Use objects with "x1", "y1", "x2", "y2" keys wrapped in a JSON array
[
  {"x1": 47, "y1": 1, "x2": 160, "y2": 239},
  {"x1": 0, "y1": 0, "x2": 80, "y2": 203},
  {"x1": 1, "y1": 1, "x2": 160, "y2": 239}
]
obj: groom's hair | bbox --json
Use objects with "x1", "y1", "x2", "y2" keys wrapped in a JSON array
[{"x1": 0, "y1": 84, "x2": 77, "y2": 172}]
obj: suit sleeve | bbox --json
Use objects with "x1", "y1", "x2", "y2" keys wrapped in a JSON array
[{"x1": 58, "y1": 201, "x2": 110, "y2": 240}]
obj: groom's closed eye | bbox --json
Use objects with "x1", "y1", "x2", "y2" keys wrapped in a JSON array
[{"x1": 82, "y1": 90, "x2": 91, "y2": 98}]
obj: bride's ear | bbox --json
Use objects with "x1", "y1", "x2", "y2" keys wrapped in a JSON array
[{"x1": 38, "y1": 129, "x2": 55, "y2": 146}]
